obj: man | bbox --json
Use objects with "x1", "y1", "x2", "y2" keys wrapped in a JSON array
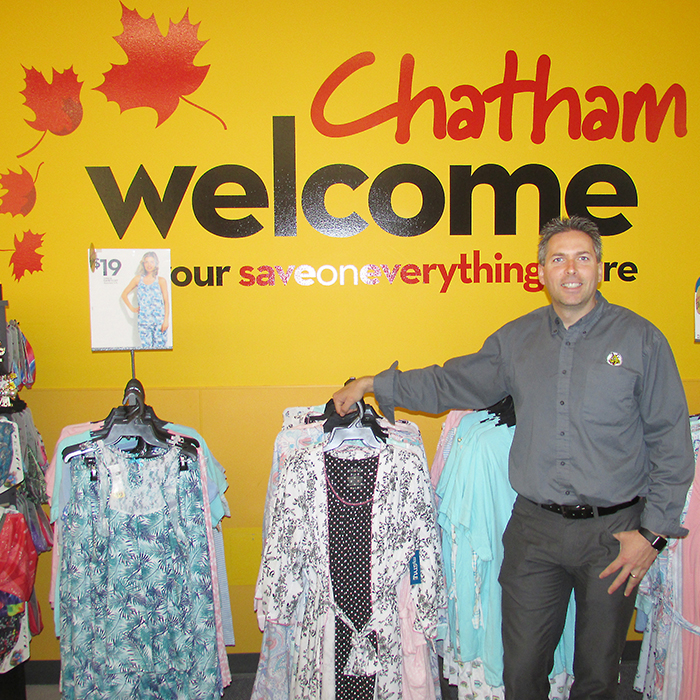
[{"x1": 333, "y1": 216, "x2": 694, "y2": 700}]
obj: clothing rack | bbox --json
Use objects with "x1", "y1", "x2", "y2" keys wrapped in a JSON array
[
  {"x1": 0, "y1": 285, "x2": 21, "y2": 408},
  {"x1": 0, "y1": 287, "x2": 47, "y2": 695},
  {"x1": 0, "y1": 285, "x2": 9, "y2": 375}
]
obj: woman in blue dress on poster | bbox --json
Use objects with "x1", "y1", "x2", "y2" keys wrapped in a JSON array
[{"x1": 121, "y1": 251, "x2": 170, "y2": 349}]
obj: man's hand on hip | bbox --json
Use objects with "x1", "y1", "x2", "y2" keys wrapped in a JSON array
[{"x1": 599, "y1": 529, "x2": 660, "y2": 596}]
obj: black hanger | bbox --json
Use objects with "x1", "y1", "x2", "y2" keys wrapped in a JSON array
[
  {"x1": 0, "y1": 397, "x2": 27, "y2": 415},
  {"x1": 483, "y1": 395, "x2": 516, "y2": 427},
  {"x1": 62, "y1": 378, "x2": 199, "y2": 462},
  {"x1": 318, "y1": 397, "x2": 388, "y2": 451},
  {"x1": 90, "y1": 379, "x2": 170, "y2": 452}
]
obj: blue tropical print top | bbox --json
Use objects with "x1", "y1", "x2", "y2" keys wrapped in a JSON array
[{"x1": 58, "y1": 443, "x2": 222, "y2": 699}]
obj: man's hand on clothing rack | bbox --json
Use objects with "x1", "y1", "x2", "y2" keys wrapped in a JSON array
[{"x1": 333, "y1": 376, "x2": 375, "y2": 416}]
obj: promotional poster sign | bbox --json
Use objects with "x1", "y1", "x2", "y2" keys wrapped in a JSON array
[{"x1": 89, "y1": 248, "x2": 173, "y2": 351}]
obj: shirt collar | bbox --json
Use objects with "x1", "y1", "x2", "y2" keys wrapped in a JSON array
[{"x1": 548, "y1": 291, "x2": 607, "y2": 337}]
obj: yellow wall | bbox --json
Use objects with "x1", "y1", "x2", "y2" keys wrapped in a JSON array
[
  {"x1": 1, "y1": 0, "x2": 698, "y2": 389},
  {"x1": 1, "y1": 0, "x2": 699, "y2": 659}
]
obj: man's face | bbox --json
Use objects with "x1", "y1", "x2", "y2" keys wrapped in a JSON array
[{"x1": 538, "y1": 229, "x2": 603, "y2": 323}]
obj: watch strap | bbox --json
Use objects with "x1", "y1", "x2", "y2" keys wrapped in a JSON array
[{"x1": 638, "y1": 526, "x2": 667, "y2": 552}]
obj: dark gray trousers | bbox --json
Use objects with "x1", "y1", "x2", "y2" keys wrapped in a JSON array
[{"x1": 499, "y1": 495, "x2": 642, "y2": 700}]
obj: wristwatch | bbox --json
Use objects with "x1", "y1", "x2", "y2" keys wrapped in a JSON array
[{"x1": 638, "y1": 527, "x2": 667, "y2": 552}]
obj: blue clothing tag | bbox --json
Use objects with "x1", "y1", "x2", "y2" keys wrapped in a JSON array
[{"x1": 409, "y1": 550, "x2": 421, "y2": 585}]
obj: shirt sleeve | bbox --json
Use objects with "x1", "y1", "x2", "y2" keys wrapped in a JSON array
[
  {"x1": 373, "y1": 331, "x2": 510, "y2": 424},
  {"x1": 638, "y1": 328, "x2": 695, "y2": 537}
]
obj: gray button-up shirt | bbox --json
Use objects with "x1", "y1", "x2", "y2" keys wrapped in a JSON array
[{"x1": 373, "y1": 292, "x2": 694, "y2": 537}]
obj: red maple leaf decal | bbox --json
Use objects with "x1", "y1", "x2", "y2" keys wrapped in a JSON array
[
  {"x1": 19, "y1": 67, "x2": 84, "y2": 157},
  {"x1": 0, "y1": 165, "x2": 42, "y2": 217},
  {"x1": 95, "y1": 4, "x2": 224, "y2": 128},
  {"x1": 8, "y1": 230, "x2": 44, "y2": 280}
]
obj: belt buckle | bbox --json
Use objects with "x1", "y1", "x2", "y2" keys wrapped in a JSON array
[{"x1": 560, "y1": 504, "x2": 592, "y2": 519}]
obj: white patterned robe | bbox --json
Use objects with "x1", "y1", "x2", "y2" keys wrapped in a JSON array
[{"x1": 255, "y1": 441, "x2": 446, "y2": 700}]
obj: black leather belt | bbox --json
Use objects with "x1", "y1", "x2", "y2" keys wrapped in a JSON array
[{"x1": 536, "y1": 496, "x2": 640, "y2": 519}]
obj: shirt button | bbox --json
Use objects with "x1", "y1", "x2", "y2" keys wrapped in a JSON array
[
  {"x1": 560, "y1": 461, "x2": 565, "y2": 466},
  {"x1": 562, "y1": 370, "x2": 567, "y2": 374},
  {"x1": 560, "y1": 400, "x2": 565, "y2": 405},
  {"x1": 560, "y1": 431, "x2": 565, "y2": 436},
  {"x1": 566, "y1": 341, "x2": 571, "y2": 346}
]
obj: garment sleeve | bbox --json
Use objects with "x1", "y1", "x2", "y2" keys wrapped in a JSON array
[
  {"x1": 639, "y1": 329, "x2": 694, "y2": 537},
  {"x1": 373, "y1": 331, "x2": 510, "y2": 424},
  {"x1": 401, "y1": 449, "x2": 447, "y2": 643},
  {"x1": 254, "y1": 450, "x2": 313, "y2": 627}
]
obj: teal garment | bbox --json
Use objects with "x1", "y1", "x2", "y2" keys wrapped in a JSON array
[
  {"x1": 50, "y1": 429, "x2": 93, "y2": 634},
  {"x1": 436, "y1": 412, "x2": 492, "y2": 657},
  {"x1": 164, "y1": 423, "x2": 229, "y2": 525},
  {"x1": 436, "y1": 411, "x2": 575, "y2": 687},
  {"x1": 51, "y1": 430, "x2": 93, "y2": 522},
  {"x1": 438, "y1": 413, "x2": 511, "y2": 673},
  {"x1": 51, "y1": 424, "x2": 230, "y2": 634},
  {"x1": 58, "y1": 444, "x2": 221, "y2": 700},
  {"x1": 53, "y1": 425, "x2": 228, "y2": 524}
]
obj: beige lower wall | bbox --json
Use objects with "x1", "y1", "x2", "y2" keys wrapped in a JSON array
[{"x1": 24, "y1": 379, "x2": 700, "y2": 658}]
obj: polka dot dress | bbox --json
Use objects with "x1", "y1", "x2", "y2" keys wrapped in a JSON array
[{"x1": 325, "y1": 451, "x2": 379, "y2": 700}]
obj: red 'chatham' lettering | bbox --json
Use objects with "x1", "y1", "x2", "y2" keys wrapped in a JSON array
[{"x1": 310, "y1": 51, "x2": 687, "y2": 145}]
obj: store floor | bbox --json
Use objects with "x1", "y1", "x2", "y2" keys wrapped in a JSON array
[{"x1": 25, "y1": 665, "x2": 642, "y2": 699}]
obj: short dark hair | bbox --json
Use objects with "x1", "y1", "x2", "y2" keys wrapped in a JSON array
[{"x1": 538, "y1": 216, "x2": 602, "y2": 266}]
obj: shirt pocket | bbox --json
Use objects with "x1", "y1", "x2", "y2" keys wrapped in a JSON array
[{"x1": 582, "y1": 366, "x2": 638, "y2": 427}]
